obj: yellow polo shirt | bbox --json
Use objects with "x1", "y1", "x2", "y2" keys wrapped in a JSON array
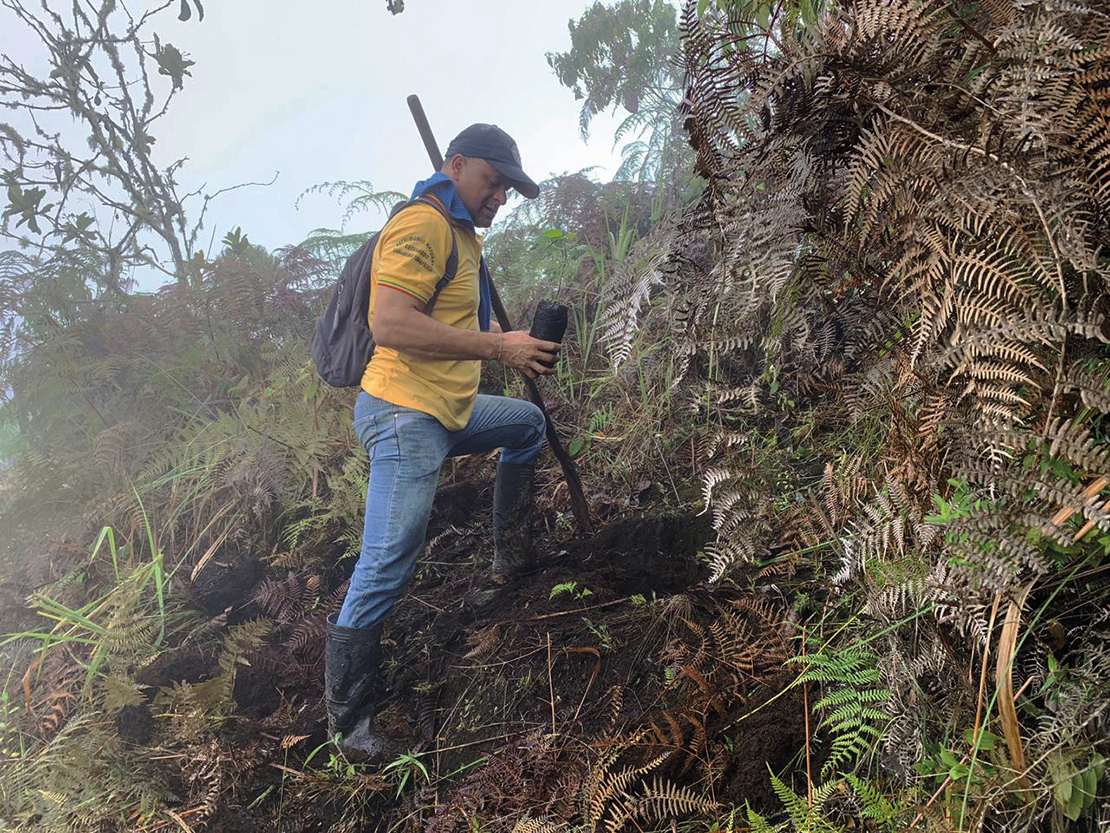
[{"x1": 361, "y1": 201, "x2": 484, "y2": 430}]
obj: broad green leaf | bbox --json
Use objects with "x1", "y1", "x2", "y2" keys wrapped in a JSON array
[{"x1": 1064, "y1": 771, "x2": 1085, "y2": 820}]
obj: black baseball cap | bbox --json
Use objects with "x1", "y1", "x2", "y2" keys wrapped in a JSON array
[{"x1": 444, "y1": 124, "x2": 540, "y2": 199}]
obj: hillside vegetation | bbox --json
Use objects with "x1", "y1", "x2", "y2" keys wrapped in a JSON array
[{"x1": 1, "y1": 0, "x2": 1108, "y2": 831}]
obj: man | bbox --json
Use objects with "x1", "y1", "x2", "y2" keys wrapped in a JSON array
[{"x1": 324, "y1": 124, "x2": 560, "y2": 756}]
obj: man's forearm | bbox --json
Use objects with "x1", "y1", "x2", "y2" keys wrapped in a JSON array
[
  {"x1": 372, "y1": 287, "x2": 557, "y2": 378},
  {"x1": 374, "y1": 305, "x2": 500, "y2": 361}
]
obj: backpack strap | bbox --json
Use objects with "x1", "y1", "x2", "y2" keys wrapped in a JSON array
[{"x1": 407, "y1": 195, "x2": 459, "y2": 316}]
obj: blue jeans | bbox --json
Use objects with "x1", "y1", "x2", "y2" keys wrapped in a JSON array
[{"x1": 337, "y1": 391, "x2": 545, "y2": 629}]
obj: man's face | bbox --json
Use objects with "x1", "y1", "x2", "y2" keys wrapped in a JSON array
[{"x1": 449, "y1": 155, "x2": 510, "y2": 228}]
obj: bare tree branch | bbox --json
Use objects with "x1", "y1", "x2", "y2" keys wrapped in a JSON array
[{"x1": 0, "y1": 0, "x2": 207, "y2": 288}]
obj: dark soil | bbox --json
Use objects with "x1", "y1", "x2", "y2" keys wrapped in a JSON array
[
  {"x1": 135, "y1": 483, "x2": 808, "y2": 832},
  {"x1": 721, "y1": 676, "x2": 809, "y2": 805},
  {"x1": 116, "y1": 703, "x2": 154, "y2": 745},
  {"x1": 137, "y1": 646, "x2": 211, "y2": 689},
  {"x1": 187, "y1": 544, "x2": 267, "y2": 618}
]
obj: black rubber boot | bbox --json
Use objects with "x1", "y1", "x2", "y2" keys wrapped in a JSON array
[
  {"x1": 491, "y1": 461, "x2": 537, "y2": 583},
  {"x1": 324, "y1": 613, "x2": 388, "y2": 758}
]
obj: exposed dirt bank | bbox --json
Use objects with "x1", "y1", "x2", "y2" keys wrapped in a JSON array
[{"x1": 111, "y1": 486, "x2": 807, "y2": 831}]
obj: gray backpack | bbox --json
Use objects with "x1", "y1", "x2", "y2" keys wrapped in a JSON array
[{"x1": 310, "y1": 196, "x2": 458, "y2": 387}]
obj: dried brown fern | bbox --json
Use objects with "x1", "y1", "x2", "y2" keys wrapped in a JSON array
[
  {"x1": 661, "y1": 598, "x2": 792, "y2": 716},
  {"x1": 511, "y1": 818, "x2": 569, "y2": 833},
  {"x1": 657, "y1": 0, "x2": 1110, "y2": 813}
]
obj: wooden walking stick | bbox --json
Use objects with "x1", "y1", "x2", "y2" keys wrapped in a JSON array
[{"x1": 406, "y1": 94, "x2": 593, "y2": 536}]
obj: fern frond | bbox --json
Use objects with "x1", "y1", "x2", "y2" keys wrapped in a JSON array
[{"x1": 511, "y1": 817, "x2": 568, "y2": 833}]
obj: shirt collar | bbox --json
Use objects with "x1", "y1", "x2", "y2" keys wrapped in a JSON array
[{"x1": 410, "y1": 172, "x2": 475, "y2": 231}]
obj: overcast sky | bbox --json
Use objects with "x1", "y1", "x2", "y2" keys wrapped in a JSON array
[
  {"x1": 148, "y1": 0, "x2": 628, "y2": 259},
  {"x1": 1, "y1": 0, "x2": 635, "y2": 286}
]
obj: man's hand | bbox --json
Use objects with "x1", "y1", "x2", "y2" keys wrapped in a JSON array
[
  {"x1": 497, "y1": 331, "x2": 560, "y2": 380},
  {"x1": 373, "y1": 287, "x2": 559, "y2": 377}
]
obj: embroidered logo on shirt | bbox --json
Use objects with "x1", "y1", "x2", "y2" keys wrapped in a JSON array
[{"x1": 390, "y1": 235, "x2": 437, "y2": 273}]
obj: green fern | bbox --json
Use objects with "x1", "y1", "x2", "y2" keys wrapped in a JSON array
[
  {"x1": 790, "y1": 647, "x2": 891, "y2": 777},
  {"x1": 769, "y1": 772, "x2": 842, "y2": 832},
  {"x1": 747, "y1": 772, "x2": 906, "y2": 832},
  {"x1": 156, "y1": 618, "x2": 273, "y2": 723},
  {"x1": 841, "y1": 774, "x2": 903, "y2": 826},
  {"x1": 744, "y1": 803, "x2": 788, "y2": 833}
]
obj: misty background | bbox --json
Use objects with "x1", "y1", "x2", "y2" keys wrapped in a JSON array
[{"x1": 1, "y1": 0, "x2": 629, "y2": 287}]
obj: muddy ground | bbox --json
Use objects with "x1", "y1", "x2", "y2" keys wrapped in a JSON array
[{"x1": 122, "y1": 478, "x2": 811, "y2": 832}]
